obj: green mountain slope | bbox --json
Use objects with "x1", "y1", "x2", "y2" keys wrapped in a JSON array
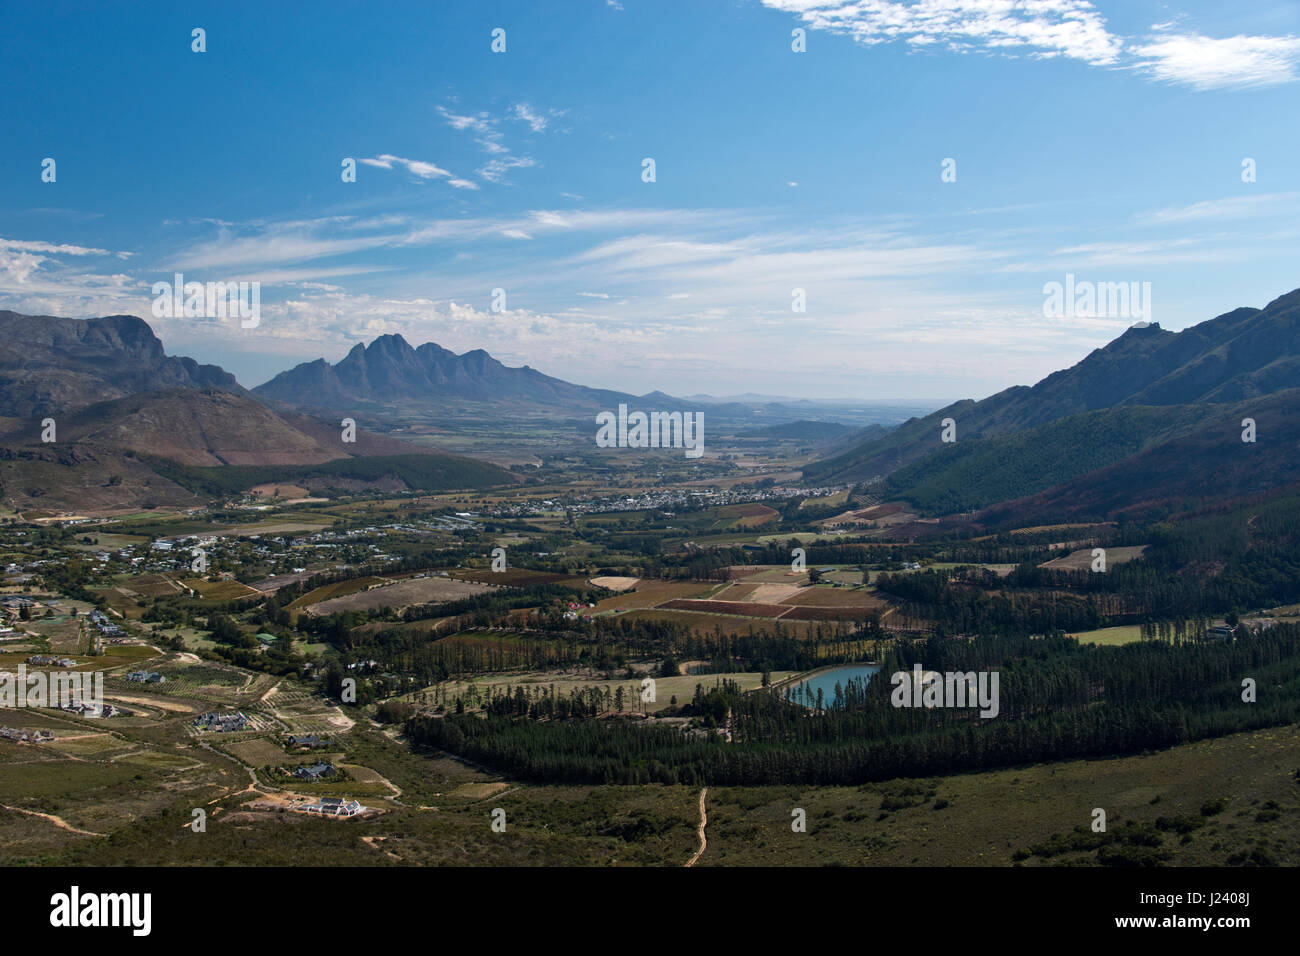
[{"x1": 806, "y1": 288, "x2": 1300, "y2": 486}]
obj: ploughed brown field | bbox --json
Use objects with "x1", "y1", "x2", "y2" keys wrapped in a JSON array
[
  {"x1": 660, "y1": 599, "x2": 792, "y2": 618},
  {"x1": 588, "y1": 579, "x2": 718, "y2": 613},
  {"x1": 302, "y1": 576, "x2": 494, "y2": 615},
  {"x1": 726, "y1": 503, "x2": 780, "y2": 527},
  {"x1": 616, "y1": 608, "x2": 831, "y2": 638},
  {"x1": 780, "y1": 604, "x2": 880, "y2": 621},
  {"x1": 449, "y1": 569, "x2": 588, "y2": 588},
  {"x1": 1037, "y1": 545, "x2": 1148, "y2": 570},
  {"x1": 779, "y1": 587, "x2": 887, "y2": 607}
]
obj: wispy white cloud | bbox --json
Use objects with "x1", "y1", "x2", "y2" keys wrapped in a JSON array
[
  {"x1": 479, "y1": 155, "x2": 538, "y2": 183},
  {"x1": 165, "y1": 228, "x2": 392, "y2": 271},
  {"x1": 762, "y1": 1, "x2": 1300, "y2": 91},
  {"x1": 1139, "y1": 191, "x2": 1300, "y2": 225},
  {"x1": 437, "y1": 103, "x2": 557, "y2": 184},
  {"x1": 360, "y1": 153, "x2": 478, "y2": 187},
  {"x1": 0, "y1": 238, "x2": 116, "y2": 257},
  {"x1": 762, "y1": 0, "x2": 1123, "y2": 65},
  {"x1": 1132, "y1": 31, "x2": 1300, "y2": 90},
  {"x1": 511, "y1": 102, "x2": 566, "y2": 132}
]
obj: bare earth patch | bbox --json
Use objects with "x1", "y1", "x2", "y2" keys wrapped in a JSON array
[
  {"x1": 745, "y1": 583, "x2": 803, "y2": 604},
  {"x1": 303, "y1": 577, "x2": 494, "y2": 615},
  {"x1": 589, "y1": 576, "x2": 639, "y2": 591}
]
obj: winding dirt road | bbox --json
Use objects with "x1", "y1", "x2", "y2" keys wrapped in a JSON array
[
  {"x1": 0, "y1": 803, "x2": 104, "y2": 837},
  {"x1": 685, "y1": 787, "x2": 708, "y2": 867}
]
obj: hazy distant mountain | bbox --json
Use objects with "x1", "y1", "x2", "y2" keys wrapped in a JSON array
[
  {"x1": 252, "y1": 335, "x2": 924, "y2": 429},
  {"x1": 254, "y1": 333, "x2": 635, "y2": 411},
  {"x1": 682, "y1": 392, "x2": 810, "y2": 404},
  {"x1": 806, "y1": 287, "x2": 1300, "y2": 518},
  {"x1": 0, "y1": 311, "x2": 240, "y2": 417}
]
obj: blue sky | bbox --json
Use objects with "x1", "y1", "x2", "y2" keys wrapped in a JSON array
[{"x1": 2, "y1": 0, "x2": 1299, "y2": 400}]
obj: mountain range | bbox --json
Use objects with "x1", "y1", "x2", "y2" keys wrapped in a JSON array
[
  {"x1": 807, "y1": 287, "x2": 1300, "y2": 521},
  {"x1": 0, "y1": 314, "x2": 515, "y2": 510},
  {"x1": 3, "y1": 286, "x2": 1299, "y2": 518},
  {"x1": 251, "y1": 332, "x2": 908, "y2": 427},
  {"x1": 253, "y1": 333, "x2": 634, "y2": 411},
  {"x1": 0, "y1": 311, "x2": 239, "y2": 418}
]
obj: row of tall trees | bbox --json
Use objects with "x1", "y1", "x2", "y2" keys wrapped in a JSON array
[{"x1": 407, "y1": 624, "x2": 1300, "y2": 786}]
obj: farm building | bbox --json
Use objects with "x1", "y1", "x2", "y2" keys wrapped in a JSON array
[
  {"x1": 194, "y1": 711, "x2": 249, "y2": 732},
  {"x1": 300, "y1": 797, "x2": 364, "y2": 817},
  {"x1": 293, "y1": 762, "x2": 337, "y2": 781},
  {"x1": 126, "y1": 670, "x2": 166, "y2": 683}
]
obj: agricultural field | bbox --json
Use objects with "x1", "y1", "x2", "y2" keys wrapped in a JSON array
[
  {"x1": 587, "y1": 578, "x2": 720, "y2": 614},
  {"x1": 588, "y1": 576, "x2": 638, "y2": 592},
  {"x1": 301, "y1": 576, "x2": 495, "y2": 616},
  {"x1": 223, "y1": 736, "x2": 332, "y2": 767},
  {"x1": 780, "y1": 586, "x2": 885, "y2": 608},
  {"x1": 1038, "y1": 545, "x2": 1147, "y2": 570},
  {"x1": 781, "y1": 604, "x2": 881, "y2": 621},
  {"x1": 800, "y1": 490, "x2": 851, "y2": 510},
  {"x1": 266, "y1": 686, "x2": 355, "y2": 736},
  {"x1": 725, "y1": 503, "x2": 780, "y2": 528},
  {"x1": 616, "y1": 608, "x2": 832, "y2": 639},
  {"x1": 286, "y1": 576, "x2": 389, "y2": 610},
  {"x1": 180, "y1": 577, "x2": 263, "y2": 601},
  {"x1": 820, "y1": 569, "x2": 865, "y2": 585},
  {"x1": 110, "y1": 658, "x2": 255, "y2": 697},
  {"x1": 725, "y1": 565, "x2": 810, "y2": 582},
  {"x1": 1066, "y1": 625, "x2": 1144, "y2": 646},
  {"x1": 449, "y1": 569, "x2": 588, "y2": 588},
  {"x1": 661, "y1": 599, "x2": 792, "y2": 618},
  {"x1": 116, "y1": 573, "x2": 187, "y2": 599}
]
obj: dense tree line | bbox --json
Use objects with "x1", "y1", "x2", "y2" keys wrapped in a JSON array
[{"x1": 407, "y1": 624, "x2": 1300, "y2": 785}]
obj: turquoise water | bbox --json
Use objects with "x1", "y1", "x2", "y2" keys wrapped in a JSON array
[{"x1": 785, "y1": 664, "x2": 880, "y2": 708}]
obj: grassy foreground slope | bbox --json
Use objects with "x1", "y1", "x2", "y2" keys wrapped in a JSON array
[{"x1": 14, "y1": 723, "x2": 1296, "y2": 867}]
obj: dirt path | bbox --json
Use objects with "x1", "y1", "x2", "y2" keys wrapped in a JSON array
[
  {"x1": 685, "y1": 787, "x2": 708, "y2": 867},
  {"x1": 0, "y1": 803, "x2": 104, "y2": 837}
]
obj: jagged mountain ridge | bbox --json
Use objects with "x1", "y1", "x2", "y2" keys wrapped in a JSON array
[
  {"x1": 806, "y1": 288, "x2": 1300, "y2": 485},
  {"x1": 253, "y1": 333, "x2": 636, "y2": 410},
  {"x1": 0, "y1": 311, "x2": 241, "y2": 417}
]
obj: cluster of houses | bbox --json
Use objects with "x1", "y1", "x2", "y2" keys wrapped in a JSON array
[
  {"x1": 3, "y1": 563, "x2": 33, "y2": 586},
  {"x1": 0, "y1": 726, "x2": 55, "y2": 742},
  {"x1": 27, "y1": 654, "x2": 77, "y2": 668},
  {"x1": 125, "y1": 670, "x2": 166, "y2": 683},
  {"x1": 2, "y1": 595, "x2": 41, "y2": 614},
  {"x1": 87, "y1": 609, "x2": 125, "y2": 639},
  {"x1": 292, "y1": 761, "x2": 337, "y2": 781},
  {"x1": 193, "y1": 711, "x2": 249, "y2": 732}
]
